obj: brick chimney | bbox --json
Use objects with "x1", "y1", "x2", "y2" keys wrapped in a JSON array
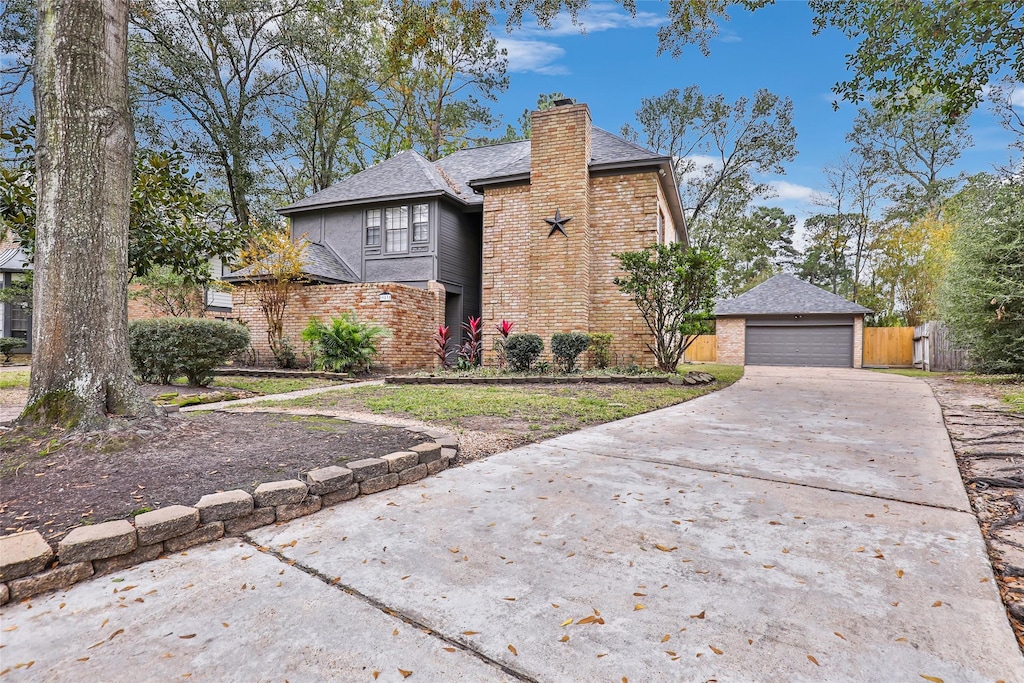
[{"x1": 528, "y1": 101, "x2": 593, "y2": 342}]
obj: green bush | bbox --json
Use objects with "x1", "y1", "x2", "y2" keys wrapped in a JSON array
[
  {"x1": 588, "y1": 333, "x2": 613, "y2": 369},
  {"x1": 0, "y1": 337, "x2": 24, "y2": 363},
  {"x1": 301, "y1": 314, "x2": 390, "y2": 373},
  {"x1": 129, "y1": 318, "x2": 251, "y2": 386},
  {"x1": 551, "y1": 332, "x2": 591, "y2": 373},
  {"x1": 505, "y1": 333, "x2": 544, "y2": 372}
]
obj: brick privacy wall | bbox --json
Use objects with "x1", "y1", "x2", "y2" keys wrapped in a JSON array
[
  {"x1": 232, "y1": 281, "x2": 445, "y2": 371},
  {"x1": 528, "y1": 104, "x2": 593, "y2": 344},
  {"x1": 716, "y1": 317, "x2": 746, "y2": 365},
  {"x1": 126, "y1": 283, "x2": 204, "y2": 321},
  {"x1": 853, "y1": 315, "x2": 864, "y2": 369},
  {"x1": 480, "y1": 104, "x2": 674, "y2": 368}
]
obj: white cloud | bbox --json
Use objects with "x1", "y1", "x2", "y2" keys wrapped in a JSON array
[
  {"x1": 717, "y1": 30, "x2": 742, "y2": 44},
  {"x1": 1011, "y1": 86, "x2": 1024, "y2": 108},
  {"x1": 765, "y1": 180, "x2": 817, "y2": 202},
  {"x1": 535, "y1": 4, "x2": 665, "y2": 36},
  {"x1": 496, "y1": 38, "x2": 569, "y2": 75}
]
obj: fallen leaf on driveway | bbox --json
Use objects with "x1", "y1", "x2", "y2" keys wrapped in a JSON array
[
  {"x1": 710, "y1": 645, "x2": 723, "y2": 654},
  {"x1": 919, "y1": 676, "x2": 943, "y2": 683},
  {"x1": 561, "y1": 619, "x2": 573, "y2": 627},
  {"x1": 655, "y1": 544, "x2": 677, "y2": 552},
  {"x1": 690, "y1": 611, "x2": 705, "y2": 619},
  {"x1": 508, "y1": 645, "x2": 517, "y2": 656},
  {"x1": 807, "y1": 655, "x2": 819, "y2": 666},
  {"x1": 834, "y1": 632, "x2": 846, "y2": 640},
  {"x1": 462, "y1": 631, "x2": 479, "y2": 636},
  {"x1": 398, "y1": 668, "x2": 413, "y2": 678},
  {"x1": 634, "y1": 604, "x2": 645, "y2": 611},
  {"x1": 896, "y1": 569, "x2": 904, "y2": 578},
  {"x1": 932, "y1": 601, "x2": 942, "y2": 607}
]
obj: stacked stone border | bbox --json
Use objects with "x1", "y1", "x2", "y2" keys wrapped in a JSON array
[
  {"x1": 0, "y1": 430, "x2": 457, "y2": 607},
  {"x1": 385, "y1": 371, "x2": 718, "y2": 386}
]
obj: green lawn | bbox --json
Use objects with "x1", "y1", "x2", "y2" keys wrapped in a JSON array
[
  {"x1": 209, "y1": 375, "x2": 340, "y2": 395},
  {"x1": 871, "y1": 368, "x2": 940, "y2": 378},
  {"x1": 0, "y1": 371, "x2": 30, "y2": 389},
  {"x1": 1003, "y1": 389, "x2": 1024, "y2": 414},
  {"x1": 257, "y1": 364, "x2": 743, "y2": 438}
]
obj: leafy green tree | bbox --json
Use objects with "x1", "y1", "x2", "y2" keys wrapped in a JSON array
[
  {"x1": 873, "y1": 213, "x2": 952, "y2": 327},
  {"x1": 0, "y1": 118, "x2": 241, "y2": 287},
  {"x1": 0, "y1": 0, "x2": 34, "y2": 102},
  {"x1": 357, "y1": 0, "x2": 508, "y2": 163},
  {"x1": 130, "y1": 0, "x2": 303, "y2": 228},
  {"x1": 614, "y1": 243, "x2": 720, "y2": 372},
  {"x1": 716, "y1": 206, "x2": 799, "y2": 297},
  {"x1": 848, "y1": 97, "x2": 972, "y2": 214},
  {"x1": 940, "y1": 174, "x2": 1024, "y2": 373},
  {"x1": 797, "y1": 212, "x2": 857, "y2": 296},
  {"x1": 621, "y1": 86, "x2": 797, "y2": 246}
]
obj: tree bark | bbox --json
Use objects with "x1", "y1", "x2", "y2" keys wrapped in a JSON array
[{"x1": 25, "y1": 0, "x2": 156, "y2": 430}]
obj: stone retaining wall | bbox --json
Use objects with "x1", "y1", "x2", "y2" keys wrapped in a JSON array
[{"x1": 0, "y1": 431, "x2": 458, "y2": 606}]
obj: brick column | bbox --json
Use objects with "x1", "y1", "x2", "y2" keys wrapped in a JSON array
[
  {"x1": 853, "y1": 315, "x2": 864, "y2": 369},
  {"x1": 528, "y1": 103, "x2": 593, "y2": 350},
  {"x1": 716, "y1": 317, "x2": 746, "y2": 365}
]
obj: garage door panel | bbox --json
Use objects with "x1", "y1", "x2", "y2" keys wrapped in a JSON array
[{"x1": 745, "y1": 325, "x2": 853, "y2": 367}]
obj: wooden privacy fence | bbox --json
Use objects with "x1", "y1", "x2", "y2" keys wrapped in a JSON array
[
  {"x1": 863, "y1": 327, "x2": 914, "y2": 367},
  {"x1": 684, "y1": 335, "x2": 718, "y2": 362},
  {"x1": 914, "y1": 321, "x2": 969, "y2": 372}
]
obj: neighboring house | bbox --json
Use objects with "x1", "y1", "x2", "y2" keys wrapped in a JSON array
[
  {"x1": 0, "y1": 246, "x2": 32, "y2": 353},
  {"x1": 715, "y1": 273, "x2": 872, "y2": 368},
  {"x1": 229, "y1": 100, "x2": 687, "y2": 369}
]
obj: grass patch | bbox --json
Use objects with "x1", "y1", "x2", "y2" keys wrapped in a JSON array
[
  {"x1": 1003, "y1": 390, "x2": 1024, "y2": 414},
  {"x1": 210, "y1": 375, "x2": 339, "y2": 395},
  {"x1": 257, "y1": 364, "x2": 743, "y2": 440},
  {"x1": 956, "y1": 373, "x2": 1023, "y2": 386},
  {"x1": 0, "y1": 370, "x2": 30, "y2": 389},
  {"x1": 870, "y1": 368, "x2": 937, "y2": 378}
]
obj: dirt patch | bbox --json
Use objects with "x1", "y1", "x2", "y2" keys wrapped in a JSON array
[
  {"x1": 0, "y1": 412, "x2": 430, "y2": 544},
  {"x1": 926, "y1": 375, "x2": 1024, "y2": 650}
]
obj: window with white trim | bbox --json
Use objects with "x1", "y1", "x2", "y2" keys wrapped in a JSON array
[
  {"x1": 384, "y1": 205, "x2": 409, "y2": 253},
  {"x1": 365, "y1": 209, "x2": 381, "y2": 247},
  {"x1": 412, "y1": 203, "x2": 429, "y2": 242}
]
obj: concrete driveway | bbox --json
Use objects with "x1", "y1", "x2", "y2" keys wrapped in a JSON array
[{"x1": 2, "y1": 367, "x2": 1021, "y2": 682}]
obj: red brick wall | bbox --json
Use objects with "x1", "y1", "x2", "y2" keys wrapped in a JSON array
[{"x1": 232, "y1": 281, "x2": 445, "y2": 371}]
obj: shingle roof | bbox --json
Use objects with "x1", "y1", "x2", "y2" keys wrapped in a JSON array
[
  {"x1": 225, "y1": 242, "x2": 357, "y2": 284},
  {"x1": 280, "y1": 126, "x2": 671, "y2": 214},
  {"x1": 715, "y1": 273, "x2": 872, "y2": 316},
  {"x1": 280, "y1": 150, "x2": 455, "y2": 213}
]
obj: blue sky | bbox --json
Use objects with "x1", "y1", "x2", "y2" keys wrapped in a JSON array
[{"x1": 488, "y1": 1, "x2": 1019, "y2": 234}]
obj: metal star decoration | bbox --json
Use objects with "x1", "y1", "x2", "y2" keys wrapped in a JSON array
[{"x1": 544, "y1": 208, "x2": 572, "y2": 238}]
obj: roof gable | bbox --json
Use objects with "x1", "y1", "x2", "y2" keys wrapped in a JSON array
[
  {"x1": 716, "y1": 273, "x2": 872, "y2": 316},
  {"x1": 280, "y1": 150, "x2": 454, "y2": 213}
]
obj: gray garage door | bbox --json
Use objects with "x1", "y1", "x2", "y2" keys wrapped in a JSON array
[{"x1": 745, "y1": 324, "x2": 853, "y2": 367}]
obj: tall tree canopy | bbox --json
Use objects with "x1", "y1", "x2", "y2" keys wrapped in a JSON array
[{"x1": 622, "y1": 86, "x2": 797, "y2": 242}]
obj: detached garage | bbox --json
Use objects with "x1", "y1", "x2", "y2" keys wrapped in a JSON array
[{"x1": 715, "y1": 274, "x2": 871, "y2": 368}]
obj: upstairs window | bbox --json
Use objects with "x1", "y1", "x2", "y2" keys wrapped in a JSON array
[
  {"x1": 412, "y1": 203, "x2": 429, "y2": 242},
  {"x1": 365, "y1": 209, "x2": 381, "y2": 247},
  {"x1": 385, "y1": 205, "x2": 409, "y2": 253}
]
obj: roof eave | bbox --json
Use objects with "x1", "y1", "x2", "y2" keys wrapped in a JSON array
[
  {"x1": 278, "y1": 189, "x2": 457, "y2": 216},
  {"x1": 467, "y1": 172, "x2": 531, "y2": 190}
]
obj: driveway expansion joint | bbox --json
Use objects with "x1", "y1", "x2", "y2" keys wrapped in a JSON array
[
  {"x1": 539, "y1": 443, "x2": 973, "y2": 514},
  {"x1": 243, "y1": 535, "x2": 540, "y2": 683}
]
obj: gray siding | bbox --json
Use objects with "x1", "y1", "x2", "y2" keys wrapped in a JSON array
[
  {"x1": 365, "y1": 256, "x2": 434, "y2": 282},
  {"x1": 437, "y1": 202, "x2": 482, "y2": 332}
]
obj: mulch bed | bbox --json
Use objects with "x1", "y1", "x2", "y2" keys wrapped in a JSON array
[
  {"x1": 0, "y1": 412, "x2": 430, "y2": 544},
  {"x1": 926, "y1": 375, "x2": 1024, "y2": 651}
]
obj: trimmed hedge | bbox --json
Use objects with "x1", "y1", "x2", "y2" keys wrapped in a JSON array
[
  {"x1": 551, "y1": 332, "x2": 591, "y2": 373},
  {"x1": 505, "y1": 333, "x2": 544, "y2": 372},
  {"x1": 129, "y1": 318, "x2": 251, "y2": 386}
]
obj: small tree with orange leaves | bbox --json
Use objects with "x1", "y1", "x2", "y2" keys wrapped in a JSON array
[{"x1": 237, "y1": 227, "x2": 309, "y2": 367}]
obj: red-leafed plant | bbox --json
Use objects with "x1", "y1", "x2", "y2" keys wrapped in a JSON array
[
  {"x1": 457, "y1": 316, "x2": 483, "y2": 367},
  {"x1": 432, "y1": 324, "x2": 453, "y2": 369},
  {"x1": 492, "y1": 319, "x2": 515, "y2": 370}
]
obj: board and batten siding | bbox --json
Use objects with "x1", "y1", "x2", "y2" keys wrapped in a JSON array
[{"x1": 436, "y1": 201, "x2": 482, "y2": 333}]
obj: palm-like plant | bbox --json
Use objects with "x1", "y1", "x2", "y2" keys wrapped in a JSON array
[{"x1": 302, "y1": 314, "x2": 389, "y2": 373}]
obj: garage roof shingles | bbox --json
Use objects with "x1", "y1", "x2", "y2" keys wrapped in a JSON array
[{"x1": 716, "y1": 273, "x2": 872, "y2": 316}]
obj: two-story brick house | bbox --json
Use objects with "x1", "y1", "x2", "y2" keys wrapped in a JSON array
[{"x1": 231, "y1": 101, "x2": 687, "y2": 369}]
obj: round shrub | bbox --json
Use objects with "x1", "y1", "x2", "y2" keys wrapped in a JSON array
[
  {"x1": 588, "y1": 333, "x2": 613, "y2": 369},
  {"x1": 505, "y1": 333, "x2": 544, "y2": 372},
  {"x1": 551, "y1": 332, "x2": 591, "y2": 373},
  {"x1": 129, "y1": 318, "x2": 251, "y2": 386},
  {"x1": 0, "y1": 337, "x2": 25, "y2": 363}
]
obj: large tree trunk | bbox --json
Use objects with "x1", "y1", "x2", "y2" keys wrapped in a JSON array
[{"x1": 24, "y1": 0, "x2": 156, "y2": 430}]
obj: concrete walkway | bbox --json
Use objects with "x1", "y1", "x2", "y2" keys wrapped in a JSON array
[
  {"x1": 178, "y1": 378, "x2": 385, "y2": 412},
  {"x1": 2, "y1": 367, "x2": 1021, "y2": 681}
]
